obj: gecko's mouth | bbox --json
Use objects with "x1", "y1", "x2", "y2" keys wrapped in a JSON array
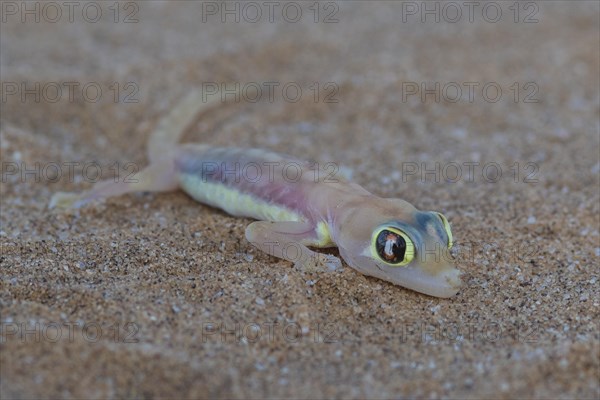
[
  {"x1": 342, "y1": 249, "x2": 463, "y2": 298},
  {"x1": 387, "y1": 265, "x2": 463, "y2": 298}
]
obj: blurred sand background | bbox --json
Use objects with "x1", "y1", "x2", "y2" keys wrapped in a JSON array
[{"x1": 1, "y1": 1, "x2": 599, "y2": 398}]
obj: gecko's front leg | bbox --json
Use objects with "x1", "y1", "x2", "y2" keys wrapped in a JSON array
[{"x1": 245, "y1": 221, "x2": 341, "y2": 272}]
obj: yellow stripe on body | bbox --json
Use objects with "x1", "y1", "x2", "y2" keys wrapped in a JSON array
[
  {"x1": 314, "y1": 221, "x2": 335, "y2": 247},
  {"x1": 178, "y1": 173, "x2": 335, "y2": 248},
  {"x1": 179, "y1": 173, "x2": 303, "y2": 222}
]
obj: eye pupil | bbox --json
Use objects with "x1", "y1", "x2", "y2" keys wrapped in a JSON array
[
  {"x1": 372, "y1": 227, "x2": 415, "y2": 267},
  {"x1": 376, "y1": 230, "x2": 407, "y2": 264}
]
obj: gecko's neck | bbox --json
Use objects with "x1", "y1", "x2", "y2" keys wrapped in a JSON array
[{"x1": 324, "y1": 193, "x2": 383, "y2": 244}]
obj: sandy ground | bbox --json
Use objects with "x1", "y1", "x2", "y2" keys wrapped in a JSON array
[{"x1": 1, "y1": 1, "x2": 599, "y2": 399}]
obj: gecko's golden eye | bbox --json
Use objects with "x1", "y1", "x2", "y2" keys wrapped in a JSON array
[
  {"x1": 373, "y1": 228, "x2": 415, "y2": 266},
  {"x1": 436, "y1": 213, "x2": 453, "y2": 249}
]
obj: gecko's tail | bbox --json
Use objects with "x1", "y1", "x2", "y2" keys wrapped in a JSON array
[
  {"x1": 50, "y1": 87, "x2": 234, "y2": 209},
  {"x1": 146, "y1": 89, "x2": 225, "y2": 163}
]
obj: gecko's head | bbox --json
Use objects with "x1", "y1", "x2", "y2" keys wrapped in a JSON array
[{"x1": 336, "y1": 203, "x2": 462, "y2": 298}]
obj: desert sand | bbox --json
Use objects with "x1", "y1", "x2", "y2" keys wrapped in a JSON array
[{"x1": 1, "y1": 2, "x2": 599, "y2": 398}]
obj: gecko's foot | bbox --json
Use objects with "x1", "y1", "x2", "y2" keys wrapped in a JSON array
[
  {"x1": 319, "y1": 253, "x2": 343, "y2": 271},
  {"x1": 49, "y1": 192, "x2": 83, "y2": 209},
  {"x1": 294, "y1": 253, "x2": 342, "y2": 273}
]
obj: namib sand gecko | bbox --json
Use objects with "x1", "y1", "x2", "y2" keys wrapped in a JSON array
[{"x1": 50, "y1": 90, "x2": 463, "y2": 298}]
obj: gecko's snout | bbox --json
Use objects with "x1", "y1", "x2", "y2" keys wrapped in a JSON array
[
  {"x1": 440, "y1": 268, "x2": 463, "y2": 291},
  {"x1": 424, "y1": 267, "x2": 463, "y2": 298}
]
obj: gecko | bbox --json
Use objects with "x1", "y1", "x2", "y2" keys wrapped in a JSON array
[{"x1": 50, "y1": 90, "x2": 463, "y2": 298}]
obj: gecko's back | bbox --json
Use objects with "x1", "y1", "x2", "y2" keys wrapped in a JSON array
[{"x1": 174, "y1": 143, "x2": 366, "y2": 223}]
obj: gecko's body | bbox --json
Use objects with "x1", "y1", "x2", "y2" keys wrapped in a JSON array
[
  {"x1": 177, "y1": 145, "x2": 335, "y2": 244},
  {"x1": 51, "y1": 90, "x2": 463, "y2": 298}
]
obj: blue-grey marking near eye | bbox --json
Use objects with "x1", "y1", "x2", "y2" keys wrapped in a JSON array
[{"x1": 414, "y1": 212, "x2": 448, "y2": 244}]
